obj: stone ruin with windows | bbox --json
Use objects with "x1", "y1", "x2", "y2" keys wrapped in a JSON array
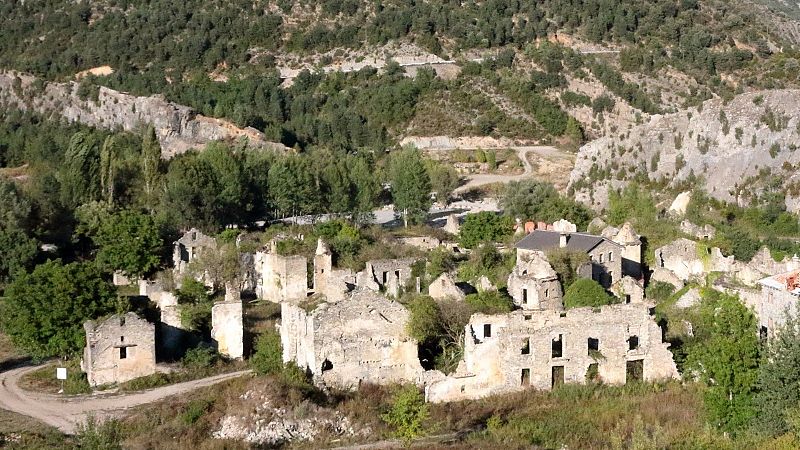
[
  {"x1": 278, "y1": 225, "x2": 679, "y2": 401},
  {"x1": 173, "y1": 228, "x2": 217, "y2": 278},
  {"x1": 82, "y1": 312, "x2": 157, "y2": 386},
  {"x1": 425, "y1": 304, "x2": 679, "y2": 402}
]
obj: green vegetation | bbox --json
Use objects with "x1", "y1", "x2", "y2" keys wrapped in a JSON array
[
  {"x1": 755, "y1": 312, "x2": 800, "y2": 437},
  {"x1": 546, "y1": 248, "x2": 590, "y2": 291},
  {"x1": 563, "y1": 278, "x2": 617, "y2": 309},
  {"x1": 389, "y1": 148, "x2": 432, "y2": 227},
  {"x1": 502, "y1": 180, "x2": 591, "y2": 229},
  {"x1": 685, "y1": 289, "x2": 759, "y2": 434},
  {"x1": 250, "y1": 330, "x2": 284, "y2": 376},
  {"x1": 458, "y1": 211, "x2": 514, "y2": 249},
  {"x1": 0, "y1": 260, "x2": 118, "y2": 358},
  {"x1": 381, "y1": 385, "x2": 429, "y2": 443}
]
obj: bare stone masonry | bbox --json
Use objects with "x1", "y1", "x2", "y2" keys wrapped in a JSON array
[
  {"x1": 425, "y1": 304, "x2": 678, "y2": 402},
  {"x1": 212, "y1": 286, "x2": 244, "y2": 360},
  {"x1": 280, "y1": 289, "x2": 425, "y2": 388},
  {"x1": 82, "y1": 312, "x2": 156, "y2": 386}
]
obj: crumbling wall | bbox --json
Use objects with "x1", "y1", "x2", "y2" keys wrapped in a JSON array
[
  {"x1": 428, "y1": 273, "x2": 466, "y2": 302},
  {"x1": 615, "y1": 276, "x2": 644, "y2": 303},
  {"x1": 506, "y1": 253, "x2": 562, "y2": 311},
  {"x1": 82, "y1": 312, "x2": 156, "y2": 386},
  {"x1": 313, "y1": 239, "x2": 355, "y2": 302},
  {"x1": 255, "y1": 248, "x2": 308, "y2": 303},
  {"x1": 280, "y1": 289, "x2": 425, "y2": 388},
  {"x1": 212, "y1": 287, "x2": 244, "y2": 359},
  {"x1": 359, "y1": 258, "x2": 415, "y2": 298},
  {"x1": 173, "y1": 228, "x2": 217, "y2": 277},
  {"x1": 426, "y1": 304, "x2": 678, "y2": 402}
]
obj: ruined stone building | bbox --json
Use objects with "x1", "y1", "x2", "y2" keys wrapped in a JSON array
[
  {"x1": 356, "y1": 258, "x2": 415, "y2": 298},
  {"x1": 139, "y1": 280, "x2": 187, "y2": 357},
  {"x1": 428, "y1": 272, "x2": 472, "y2": 302},
  {"x1": 506, "y1": 252, "x2": 563, "y2": 311},
  {"x1": 757, "y1": 269, "x2": 800, "y2": 339},
  {"x1": 280, "y1": 289, "x2": 425, "y2": 388},
  {"x1": 313, "y1": 239, "x2": 355, "y2": 302},
  {"x1": 516, "y1": 230, "x2": 623, "y2": 289},
  {"x1": 255, "y1": 241, "x2": 308, "y2": 302},
  {"x1": 173, "y1": 228, "x2": 217, "y2": 276},
  {"x1": 82, "y1": 312, "x2": 156, "y2": 386},
  {"x1": 211, "y1": 286, "x2": 244, "y2": 360},
  {"x1": 425, "y1": 304, "x2": 679, "y2": 402}
]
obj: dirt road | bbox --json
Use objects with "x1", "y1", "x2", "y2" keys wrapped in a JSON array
[
  {"x1": 454, "y1": 146, "x2": 574, "y2": 194},
  {"x1": 0, "y1": 364, "x2": 251, "y2": 434}
]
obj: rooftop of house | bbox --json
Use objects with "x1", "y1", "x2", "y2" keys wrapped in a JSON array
[
  {"x1": 758, "y1": 269, "x2": 800, "y2": 295},
  {"x1": 516, "y1": 230, "x2": 621, "y2": 254}
]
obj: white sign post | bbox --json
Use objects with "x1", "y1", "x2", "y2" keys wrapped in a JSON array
[{"x1": 56, "y1": 367, "x2": 67, "y2": 394}]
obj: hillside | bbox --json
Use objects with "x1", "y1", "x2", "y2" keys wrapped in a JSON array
[
  {"x1": 0, "y1": 0, "x2": 799, "y2": 153},
  {"x1": 569, "y1": 89, "x2": 800, "y2": 211}
]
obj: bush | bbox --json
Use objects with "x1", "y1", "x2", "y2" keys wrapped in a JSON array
[
  {"x1": 181, "y1": 399, "x2": 214, "y2": 425},
  {"x1": 250, "y1": 330, "x2": 283, "y2": 375},
  {"x1": 182, "y1": 345, "x2": 219, "y2": 370},
  {"x1": 381, "y1": 385, "x2": 429, "y2": 442},
  {"x1": 75, "y1": 416, "x2": 124, "y2": 450},
  {"x1": 563, "y1": 279, "x2": 617, "y2": 309},
  {"x1": 406, "y1": 296, "x2": 443, "y2": 343},
  {"x1": 465, "y1": 290, "x2": 514, "y2": 314},
  {"x1": 546, "y1": 248, "x2": 590, "y2": 291},
  {"x1": 645, "y1": 281, "x2": 676, "y2": 303}
]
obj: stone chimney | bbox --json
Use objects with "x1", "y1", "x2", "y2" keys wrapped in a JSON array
[{"x1": 559, "y1": 232, "x2": 568, "y2": 248}]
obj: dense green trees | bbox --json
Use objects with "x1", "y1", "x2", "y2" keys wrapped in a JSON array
[
  {"x1": 755, "y1": 311, "x2": 800, "y2": 437},
  {"x1": 0, "y1": 177, "x2": 38, "y2": 283},
  {"x1": 459, "y1": 212, "x2": 514, "y2": 249},
  {"x1": 502, "y1": 180, "x2": 590, "y2": 229},
  {"x1": 93, "y1": 210, "x2": 163, "y2": 278},
  {"x1": 389, "y1": 148, "x2": 432, "y2": 227},
  {"x1": 0, "y1": 260, "x2": 118, "y2": 358},
  {"x1": 686, "y1": 289, "x2": 759, "y2": 434}
]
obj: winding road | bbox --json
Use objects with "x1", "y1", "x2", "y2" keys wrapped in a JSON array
[
  {"x1": 453, "y1": 145, "x2": 573, "y2": 194},
  {"x1": 0, "y1": 364, "x2": 251, "y2": 434}
]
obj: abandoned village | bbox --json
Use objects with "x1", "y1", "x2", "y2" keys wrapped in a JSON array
[{"x1": 80, "y1": 200, "x2": 800, "y2": 404}]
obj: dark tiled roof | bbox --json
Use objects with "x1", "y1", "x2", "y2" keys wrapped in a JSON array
[{"x1": 516, "y1": 230, "x2": 618, "y2": 253}]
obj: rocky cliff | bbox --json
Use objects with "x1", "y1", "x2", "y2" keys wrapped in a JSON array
[
  {"x1": 569, "y1": 90, "x2": 800, "y2": 212},
  {"x1": 0, "y1": 72, "x2": 288, "y2": 157}
]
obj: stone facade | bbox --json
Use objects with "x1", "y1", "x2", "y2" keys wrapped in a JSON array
[
  {"x1": 358, "y1": 258, "x2": 415, "y2": 298},
  {"x1": 255, "y1": 242, "x2": 308, "y2": 303},
  {"x1": 757, "y1": 269, "x2": 800, "y2": 339},
  {"x1": 680, "y1": 220, "x2": 716, "y2": 240},
  {"x1": 173, "y1": 228, "x2": 217, "y2": 276},
  {"x1": 425, "y1": 304, "x2": 679, "y2": 402},
  {"x1": 82, "y1": 313, "x2": 156, "y2": 386},
  {"x1": 428, "y1": 272, "x2": 467, "y2": 302},
  {"x1": 612, "y1": 223, "x2": 643, "y2": 279},
  {"x1": 516, "y1": 230, "x2": 623, "y2": 289},
  {"x1": 312, "y1": 239, "x2": 356, "y2": 302},
  {"x1": 211, "y1": 286, "x2": 244, "y2": 359},
  {"x1": 507, "y1": 252, "x2": 563, "y2": 311},
  {"x1": 280, "y1": 289, "x2": 425, "y2": 388}
]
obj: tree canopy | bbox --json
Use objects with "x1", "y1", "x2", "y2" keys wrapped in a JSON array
[
  {"x1": 93, "y1": 209, "x2": 163, "y2": 278},
  {"x1": 1, "y1": 260, "x2": 118, "y2": 358},
  {"x1": 390, "y1": 148, "x2": 432, "y2": 227}
]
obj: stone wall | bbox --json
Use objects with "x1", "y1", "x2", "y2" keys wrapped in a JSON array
[
  {"x1": 428, "y1": 273, "x2": 466, "y2": 302},
  {"x1": 506, "y1": 252, "x2": 562, "y2": 311},
  {"x1": 426, "y1": 304, "x2": 678, "y2": 402},
  {"x1": 82, "y1": 312, "x2": 156, "y2": 386},
  {"x1": 280, "y1": 289, "x2": 425, "y2": 389},
  {"x1": 0, "y1": 72, "x2": 288, "y2": 157},
  {"x1": 255, "y1": 248, "x2": 308, "y2": 303},
  {"x1": 211, "y1": 287, "x2": 244, "y2": 359}
]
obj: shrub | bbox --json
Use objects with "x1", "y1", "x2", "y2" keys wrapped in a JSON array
[
  {"x1": 465, "y1": 290, "x2": 514, "y2": 314},
  {"x1": 182, "y1": 345, "x2": 219, "y2": 370},
  {"x1": 75, "y1": 416, "x2": 124, "y2": 450},
  {"x1": 459, "y1": 212, "x2": 513, "y2": 248},
  {"x1": 250, "y1": 330, "x2": 283, "y2": 375},
  {"x1": 645, "y1": 281, "x2": 676, "y2": 303},
  {"x1": 406, "y1": 296, "x2": 443, "y2": 343},
  {"x1": 381, "y1": 385, "x2": 429, "y2": 442},
  {"x1": 181, "y1": 399, "x2": 214, "y2": 425},
  {"x1": 563, "y1": 279, "x2": 617, "y2": 309}
]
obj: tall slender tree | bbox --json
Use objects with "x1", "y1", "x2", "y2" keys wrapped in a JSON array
[
  {"x1": 389, "y1": 148, "x2": 431, "y2": 227},
  {"x1": 141, "y1": 126, "x2": 161, "y2": 212}
]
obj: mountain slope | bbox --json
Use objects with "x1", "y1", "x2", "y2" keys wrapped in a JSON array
[{"x1": 569, "y1": 90, "x2": 800, "y2": 211}]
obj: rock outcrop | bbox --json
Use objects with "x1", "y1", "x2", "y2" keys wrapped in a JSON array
[
  {"x1": 0, "y1": 72, "x2": 288, "y2": 157},
  {"x1": 569, "y1": 90, "x2": 800, "y2": 211}
]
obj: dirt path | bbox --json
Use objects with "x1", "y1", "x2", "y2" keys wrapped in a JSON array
[
  {"x1": 0, "y1": 364, "x2": 251, "y2": 434},
  {"x1": 454, "y1": 145, "x2": 574, "y2": 194}
]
